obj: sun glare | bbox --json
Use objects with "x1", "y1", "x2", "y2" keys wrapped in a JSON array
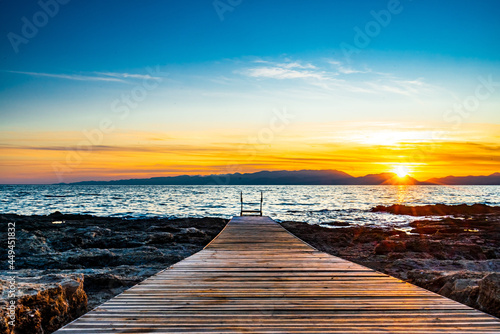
[{"x1": 393, "y1": 166, "x2": 409, "y2": 178}]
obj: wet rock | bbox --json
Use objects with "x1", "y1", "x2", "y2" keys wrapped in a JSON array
[
  {"x1": 148, "y1": 225, "x2": 181, "y2": 233},
  {"x1": 325, "y1": 221, "x2": 351, "y2": 227},
  {"x1": 147, "y1": 232, "x2": 174, "y2": 244},
  {"x1": 374, "y1": 240, "x2": 406, "y2": 254},
  {"x1": 83, "y1": 272, "x2": 143, "y2": 309},
  {"x1": 65, "y1": 248, "x2": 118, "y2": 268},
  {"x1": 110, "y1": 246, "x2": 170, "y2": 266},
  {"x1": 477, "y1": 273, "x2": 500, "y2": 317},
  {"x1": 438, "y1": 277, "x2": 480, "y2": 306},
  {"x1": 371, "y1": 203, "x2": 500, "y2": 216},
  {"x1": 0, "y1": 274, "x2": 87, "y2": 334},
  {"x1": 48, "y1": 211, "x2": 93, "y2": 220},
  {"x1": 48, "y1": 211, "x2": 64, "y2": 218},
  {"x1": 174, "y1": 227, "x2": 210, "y2": 243},
  {"x1": 16, "y1": 230, "x2": 54, "y2": 255}
]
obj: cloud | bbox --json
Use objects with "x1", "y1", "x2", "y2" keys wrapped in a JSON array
[
  {"x1": 278, "y1": 62, "x2": 317, "y2": 69},
  {"x1": 242, "y1": 60, "x2": 327, "y2": 81},
  {"x1": 5, "y1": 70, "x2": 162, "y2": 83},
  {"x1": 240, "y1": 58, "x2": 438, "y2": 97},
  {"x1": 5, "y1": 70, "x2": 126, "y2": 82},
  {"x1": 0, "y1": 144, "x2": 224, "y2": 154},
  {"x1": 370, "y1": 83, "x2": 412, "y2": 96},
  {"x1": 94, "y1": 72, "x2": 162, "y2": 81},
  {"x1": 245, "y1": 66, "x2": 327, "y2": 80},
  {"x1": 338, "y1": 67, "x2": 367, "y2": 74},
  {"x1": 327, "y1": 59, "x2": 371, "y2": 74},
  {"x1": 366, "y1": 78, "x2": 436, "y2": 97}
]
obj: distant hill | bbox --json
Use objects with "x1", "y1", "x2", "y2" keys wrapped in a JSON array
[
  {"x1": 210, "y1": 170, "x2": 356, "y2": 185},
  {"x1": 57, "y1": 170, "x2": 500, "y2": 185},
  {"x1": 350, "y1": 173, "x2": 421, "y2": 185},
  {"x1": 425, "y1": 173, "x2": 500, "y2": 185},
  {"x1": 59, "y1": 170, "x2": 355, "y2": 185}
]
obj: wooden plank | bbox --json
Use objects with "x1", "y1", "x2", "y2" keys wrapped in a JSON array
[{"x1": 55, "y1": 216, "x2": 500, "y2": 333}]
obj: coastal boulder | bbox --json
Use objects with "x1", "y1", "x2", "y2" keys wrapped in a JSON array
[
  {"x1": 65, "y1": 248, "x2": 118, "y2": 268},
  {"x1": 147, "y1": 232, "x2": 174, "y2": 244},
  {"x1": 174, "y1": 227, "x2": 210, "y2": 243},
  {"x1": 16, "y1": 230, "x2": 54, "y2": 256},
  {"x1": 0, "y1": 274, "x2": 87, "y2": 334},
  {"x1": 477, "y1": 273, "x2": 500, "y2": 318},
  {"x1": 374, "y1": 240, "x2": 406, "y2": 254},
  {"x1": 110, "y1": 246, "x2": 169, "y2": 266},
  {"x1": 438, "y1": 277, "x2": 480, "y2": 307}
]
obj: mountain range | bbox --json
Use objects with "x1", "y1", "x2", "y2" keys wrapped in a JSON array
[{"x1": 57, "y1": 170, "x2": 500, "y2": 185}]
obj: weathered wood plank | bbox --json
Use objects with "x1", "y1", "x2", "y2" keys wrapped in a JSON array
[{"x1": 55, "y1": 216, "x2": 500, "y2": 333}]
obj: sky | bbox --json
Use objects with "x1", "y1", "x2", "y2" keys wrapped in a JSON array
[{"x1": 1, "y1": 0, "x2": 499, "y2": 184}]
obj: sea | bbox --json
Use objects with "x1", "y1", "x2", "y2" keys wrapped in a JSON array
[{"x1": 1, "y1": 185, "x2": 499, "y2": 229}]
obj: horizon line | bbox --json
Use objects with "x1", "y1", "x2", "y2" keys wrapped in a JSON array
[{"x1": 2, "y1": 169, "x2": 499, "y2": 185}]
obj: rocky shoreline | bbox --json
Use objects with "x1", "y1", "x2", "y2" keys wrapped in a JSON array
[
  {"x1": 281, "y1": 204, "x2": 500, "y2": 319},
  {"x1": 0, "y1": 213, "x2": 228, "y2": 333}
]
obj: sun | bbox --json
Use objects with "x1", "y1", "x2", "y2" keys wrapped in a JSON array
[{"x1": 392, "y1": 165, "x2": 409, "y2": 178}]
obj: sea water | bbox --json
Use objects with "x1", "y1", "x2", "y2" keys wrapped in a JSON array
[{"x1": 1, "y1": 185, "x2": 499, "y2": 228}]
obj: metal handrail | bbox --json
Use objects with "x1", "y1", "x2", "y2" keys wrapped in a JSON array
[{"x1": 240, "y1": 191, "x2": 263, "y2": 216}]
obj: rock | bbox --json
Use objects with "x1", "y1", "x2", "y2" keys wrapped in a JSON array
[
  {"x1": 403, "y1": 239, "x2": 446, "y2": 255},
  {"x1": 48, "y1": 211, "x2": 64, "y2": 218},
  {"x1": 438, "y1": 277, "x2": 480, "y2": 307},
  {"x1": 82, "y1": 272, "x2": 143, "y2": 309},
  {"x1": 16, "y1": 230, "x2": 54, "y2": 255},
  {"x1": 80, "y1": 235, "x2": 144, "y2": 249},
  {"x1": 110, "y1": 246, "x2": 170, "y2": 266},
  {"x1": 148, "y1": 225, "x2": 181, "y2": 233},
  {"x1": 147, "y1": 232, "x2": 174, "y2": 244},
  {"x1": 0, "y1": 274, "x2": 87, "y2": 334},
  {"x1": 65, "y1": 248, "x2": 118, "y2": 268},
  {"x1": 374, "y1": 240, "x2": 406, "y2": 254},
  {"x1": 406, "y1": 271, "x2": 500, "y2": 318},
  {"x1": 326, "y1": 221, "x2": 351, "y2": 227},
  {"x1": 48, "y1": 211, "x2": 93, "y2": 220},
  {"x1": 477, "y1": 273, "x2": 500, "y2": 318},
  {"x1": 371, "y1": 203, "x2": 500, "y2": 216},
  {"x1": 174, "y1": 227, "x2": 210, "y2": 243}
]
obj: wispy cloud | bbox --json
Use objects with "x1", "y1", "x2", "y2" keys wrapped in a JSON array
[
  {"x1": 0, "y1": 144, "x2": 224, "y2": 153},
  {"x1": 5, "y1": 70, "x2": 162, "y2": 83},
  {"x1": 94, "y1": 71, "x2": 162, "y2": 81},
  {"x1": 338, "y1": 67, "x2": 367, "y2": 74},
  {"x1": 277, "y1": 61, "x2": 316, "y2": 70},
  {"x1": 327, "y1": 60, "x2": 370, "y2": 74},
  {"x1": 366, "y1": 77, "x2": 437, "y2": 97},
  {"x1": 245, "y1": 66, "x2": 327, "y2": 80},
  {"x1": 5, "y1": 70, "x2": 126, "y2": 82},
  {"x1": 239, "y1": 58, "x2": 438, "y2": 97},
  {"x1": 242, "y1": 59, "x2": 327, "y2": 81}
]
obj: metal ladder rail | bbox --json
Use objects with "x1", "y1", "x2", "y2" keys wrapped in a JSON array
[{"x1": 240, "y1": 191, "x2": 263, "y2": 216}]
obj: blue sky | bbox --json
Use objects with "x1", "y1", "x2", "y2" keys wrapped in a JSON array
[
  {"x1": 2, "y1": 0, "x2": 500, "y2": 67},
  {"x1": 1, "y1": 0, "x2": 500, "y2": 183},
  {"x1": 1, "y1": 1, "x2": 499, "y2": 122}
]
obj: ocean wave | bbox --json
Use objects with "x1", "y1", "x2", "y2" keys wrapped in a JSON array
[
  {"x1": 1, "y1": 185, "x2": 499, "y2": 227},
  {"x1": 43, "y1": 195, "x2": 73, "y2": 198}
]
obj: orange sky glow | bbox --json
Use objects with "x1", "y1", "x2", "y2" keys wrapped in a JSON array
[{"x1": 1, "y1": 122, "x2": 498, "y2": 184}]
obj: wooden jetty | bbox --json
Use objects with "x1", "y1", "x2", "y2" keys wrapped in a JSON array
[{"x1": 56, "y1": 216, "x2": 500, "y2": 333}]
